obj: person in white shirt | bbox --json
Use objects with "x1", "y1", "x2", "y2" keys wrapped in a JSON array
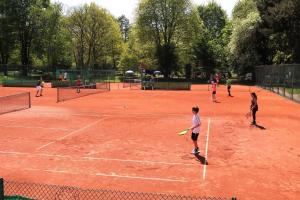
[
  {"x1": 63, "y1": 72, "x2": 68, "y2": 80},
  {"x1": 189, "y1": 106, "x2": 201, "y2": 154}
]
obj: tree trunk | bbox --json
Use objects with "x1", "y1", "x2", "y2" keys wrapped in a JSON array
[{"x1": 21, "y1": 31, "x2": 30, "y2": 76}]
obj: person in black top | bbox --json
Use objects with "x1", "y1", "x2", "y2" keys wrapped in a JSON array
[{"x1": 250, "y1": 93, "x2": 258, "y2": 125}]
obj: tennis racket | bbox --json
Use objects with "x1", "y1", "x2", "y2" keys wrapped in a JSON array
[{"x1": 178, "y1": 129, "x2": 190, "y2": 136}]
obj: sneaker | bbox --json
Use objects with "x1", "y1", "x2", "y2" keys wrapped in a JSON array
[{"x1": 191, "y1": 148, "x2": 200, "y2": 155}]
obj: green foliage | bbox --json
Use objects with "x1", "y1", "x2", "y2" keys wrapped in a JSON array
[
  {"x1": 68, "y1": 3, "x2": 123, "y2": 70},
  {"x1": 118, "y1": 15, "x2": 130, "y2": 42},
  {"x1": 198, "y1": 2, "x2": 227, "y2": 39},
  {"x1": 230, "y1": 0, "x2": 300, "y2": 77},
  {"x1": 136, "y1": 0, "x2": 196, "y2": 77},
  {"x1": 229, "y1": 0, "x2": 263, "y2": 75},
  {"x1": 0, "y1": 0, "x2": 17, "y2": 65},
  {"x1": 256, "y1": 0, "x2": 300, "y2": 63},
  {"x1": 195, "y1": 1, "x2": 230, "y2": 76}
]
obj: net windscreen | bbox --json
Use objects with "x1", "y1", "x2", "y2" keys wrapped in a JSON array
[
  {"x1": 57, "y1": 83, "x2": 110, "y2": 102},
  {"x1": 0, "y1": 92, "x2": 31, "y2": 115}
]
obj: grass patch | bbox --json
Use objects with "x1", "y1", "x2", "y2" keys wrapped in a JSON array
[
  {"x1": 5, "y1": 196, "x2": 33, "y2": 200},
  {"x1": 286, "y1": 88, "x2": 300, "y2": 94}
]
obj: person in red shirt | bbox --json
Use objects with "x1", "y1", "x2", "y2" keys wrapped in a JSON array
[{"x1": 76, "y1": 75, "x2": 82, "y2": 93}]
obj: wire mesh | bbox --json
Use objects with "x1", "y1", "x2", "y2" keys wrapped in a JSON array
[
  {"x1": 255, "y1": 64, "x2": 300, "y2": 103},
  {"x1": 57, "y1": 83, "x2": 110, "y2": 102},
  {"x1": 0, "y1": 92, "x2": 31, "y2": 115},
  {"x1": 4, "y1": 180, "x2": 233, "y2": 200}
]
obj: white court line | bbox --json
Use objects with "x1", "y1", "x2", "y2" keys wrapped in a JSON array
[
  {"x1": 0, "y1": 151, "x2": 197, "y2": 166},
  {"x1": 0, "y1": 125, "x2": 73, "y2": 132},
  {"x1": 203, "y1": 118, "x2": 211, "y2": 180},
  {"x1": 36, "y1": 118, "x2": 108, "y2": 151},
  {"x1": 31, "y1": 111, "x2": 211, "y2": 118},
  {"x1": 14, "y1": 168, "x2": 188, "y2": 183},
  {"x1": 94, "y1": 172, "x2": 188, "y2": 182}
]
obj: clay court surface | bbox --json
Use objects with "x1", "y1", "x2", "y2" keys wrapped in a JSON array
[{"x1": 0, "y1": 84, "x2": 299, "y2": 200}]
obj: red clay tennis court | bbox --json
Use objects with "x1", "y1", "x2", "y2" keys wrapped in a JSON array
[{"x1": 0, "y1": 84, "x2": 299, "y2": 200}]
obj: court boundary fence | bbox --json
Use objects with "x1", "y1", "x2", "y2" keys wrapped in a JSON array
[
  {"x1": 255, "y1": 64, "x2": 300, "y2": 103},
  {"x1": 0, "y1": 178, "x2": 237, "y2": 200}
]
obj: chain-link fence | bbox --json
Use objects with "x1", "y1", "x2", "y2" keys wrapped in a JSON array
[
  {"x1": 0, "y1": 179, "x2": 235, "y2": 200},
  {"x1": 255, "y1": 64, "x2": 300, "y2": 103}
]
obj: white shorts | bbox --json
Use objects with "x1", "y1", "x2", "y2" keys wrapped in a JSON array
[{"x1": 36, "y1": 86, "x2": 42, "y2": 90}]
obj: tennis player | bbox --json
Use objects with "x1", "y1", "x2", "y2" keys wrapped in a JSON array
[
  {"x1": 250, "y1": 93, "x2": 258, "y2": 125},
  {"x1": 35, "y1": 80, "x2": 42, "y2": 97},
  {"x1": 190, "y1": 106, "x2": 201, "y2": 154},
  {"x1": 211, "y1": 79, "x2": 217, "y2": 102},
  {"x1": 40, "y1": 80, "x2": 45, "y2": 96},
  {"x1": 76, "y1": 75, "x2": 81, "y2": 93},
  {"x1": 227, "y1": 78, "x2": 232, "y2": 97}
]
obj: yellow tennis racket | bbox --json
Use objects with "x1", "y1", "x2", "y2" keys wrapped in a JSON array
[{"x1": 178, "y1": 129, "x2": 189, "y2": 136}]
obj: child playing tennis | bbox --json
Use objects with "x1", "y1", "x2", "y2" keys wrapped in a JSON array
[
  {"x1": 211, "y1": 79, "x2": 217, "y2": 102},
  {"x1": 226, "y1": 78, "x2": 232, "y2": 97},
  {"x1": 250, "y1": 93, "x2": 258, "y2": 125},
  {"x1": 189, "y1": 106, "x2": 201, "y2": 155},
  {"x1": 76, "y1": 75, "x2": 82, "y2": 93}
]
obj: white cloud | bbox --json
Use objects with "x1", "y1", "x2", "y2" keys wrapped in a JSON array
[{"x1": 52, "y1": 0, "x2": 237, "y2": 21}]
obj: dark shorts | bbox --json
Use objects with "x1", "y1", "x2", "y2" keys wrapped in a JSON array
[
  {"x1": 191, "y1": 133, "x2": 199, "y2": 141},
  {"x1": 227, "y1": 86, "x2": 231, "y2": 90},
  {"x1": 212, "y1": 91, "x2": 216, "y2": 95}
]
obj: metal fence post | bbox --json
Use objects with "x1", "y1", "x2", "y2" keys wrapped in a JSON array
[
  {"x1": 291, "y1": 65, "x2": 295, "y2": 100},
  {"x1": 0, "y1": 178, "x2": 4, "y2": 200}
]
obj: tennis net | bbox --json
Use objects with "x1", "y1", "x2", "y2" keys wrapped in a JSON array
[
  {"x1": 0, "y1": 92, "x2": 31, "y2": 115},
  {"x1": 57, "y1": 83, "x2": 110, "y2": 102}
]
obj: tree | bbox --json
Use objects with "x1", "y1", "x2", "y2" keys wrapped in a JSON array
[
  {"x1": 68, "y1": 3, "x2": 123, "y2": 70},
  {"x1": 256, "y1": 0, "x2": 300, "y2": 63},
  {"x1": 198, "y1": 2, "x2": 227, "y2": 39},
  {"x1": 31, "y1": 3, "x2": 73, "y2": 70},
  {"x1": 5, "y1": 0, "x2": 50, "y2": 75},
  {"x1": 0, "y1": 0, "x2": 17, "y2": 69},
  {"x1": 195, "y1": 1, "x2": 230, "y2": 76},
  {"x1": 229, "y1": 0, "x2": 262, "y2": 75},
  {"x1": 118, "y1": 15, "x2": 130, "y2": 42},
  {"x1": 136, "y1": 0, "x2": 195, "y2": 78}
]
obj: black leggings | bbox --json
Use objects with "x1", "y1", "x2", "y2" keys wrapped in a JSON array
[{"x1": 252, "y1": 109, "x2": 258, "y2": 123}]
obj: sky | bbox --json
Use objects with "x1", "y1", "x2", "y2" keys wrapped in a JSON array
[{"x1": 52, "y1": 0, "x2": 238, "y2": 21}]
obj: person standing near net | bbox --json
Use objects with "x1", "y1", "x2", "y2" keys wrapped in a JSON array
[
  {"x1": 250, "y1": 93, "x2": 258, "y2": 125},
  {"x1": 189, "y1": 106, "x2": 201, "y2": 155},
  {"x1": 76, "y1": 75, "x2": 82, "y2": 93},
  {"x1": 211, "y1": 79, "x2": 217, "y2": 102}
]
